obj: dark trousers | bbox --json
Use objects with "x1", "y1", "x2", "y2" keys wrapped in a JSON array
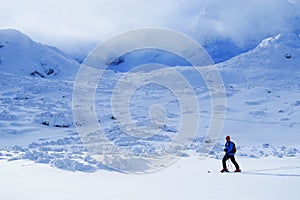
[{"x1": 222, "y1": 154, "x2": 240, "y2": 170}]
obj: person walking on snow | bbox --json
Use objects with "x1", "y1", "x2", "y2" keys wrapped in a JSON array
[{"x1": 221, "y1": 135, "x2": 241, "y2": 173}]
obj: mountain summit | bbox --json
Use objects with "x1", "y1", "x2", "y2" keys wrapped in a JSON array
[{"x1": 0, "y1": 29, "x2": 79, "y2": 79}]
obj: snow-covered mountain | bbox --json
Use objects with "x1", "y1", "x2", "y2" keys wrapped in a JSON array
[
  {"x1": 101, "y1": 32, "x2": 300, "y2": 73},
  {"x1": 217, "y1": 32, "x2": 300, "y2": 89},
  {"x1": 0, "y1": 29, "x2": 79, "y2": 79},
  {"x1": 0, "y1": 29, "x2": 299, "y2": 167},
  {"x1": 219, "y1": 32, "x2": 300, "y2": 71},
  {"x1": 215, "y1": 32, "x2": 300, "y2": 145},
  {"x1": 0, "y1": 30, "x2": 300, "y2": 199},
  {"x1": 76, "y1": 37, "x2": 255, "y2": 68},
  {"x1": 203, "y1": 37, "x2": 258, "y2": 63}
]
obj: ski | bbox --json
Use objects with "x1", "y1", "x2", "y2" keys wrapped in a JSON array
[{"x1": 207, "y1": 170, "x2": 242, "y2": 174}]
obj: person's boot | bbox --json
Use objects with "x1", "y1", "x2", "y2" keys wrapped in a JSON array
[
  {"x1": 220, "y1": 168, "x2": 229, "y2": 173},
  {"x1": 234, "y1": 169, "x2": 241, "y2": 172}
]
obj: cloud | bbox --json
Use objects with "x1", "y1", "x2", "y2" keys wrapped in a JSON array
[
  {"x1": 175, "y1": 0, "x2": 300, "y2": 46},
  {"x1": 1, "y1": 0, "x2": 299, "y2": 53}
]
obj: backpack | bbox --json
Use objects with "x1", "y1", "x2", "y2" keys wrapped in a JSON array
[{"x1": 231, "y1": 142, "x2": 236, "y2": 153}]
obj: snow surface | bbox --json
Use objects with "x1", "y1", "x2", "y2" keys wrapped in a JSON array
[
  {"x1": 1, "y1": 157, "x2": 300, "y2": 200},
  {"x1": 0, "y1": 30, "x2": 300, "y2": 199}
]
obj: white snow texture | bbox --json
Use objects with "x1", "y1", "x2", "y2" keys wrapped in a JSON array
[{"x1": 0, "y1": 29, "x2": 300, "y2": 200}]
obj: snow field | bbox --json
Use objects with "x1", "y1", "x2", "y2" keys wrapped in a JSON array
[{"x1": 1, "y1": 156, "x2": 300, "y2": 200}]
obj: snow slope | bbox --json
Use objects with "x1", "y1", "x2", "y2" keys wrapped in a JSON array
[
  {"x1": 0, "y1": 31, "x2": 299, "y2": 199},
  {"x1": 0, "y1": 29, "x2": 79, "y2": 79},
  {"x1": 216, "y1": 32, "x2": 300, "y2": 145}
]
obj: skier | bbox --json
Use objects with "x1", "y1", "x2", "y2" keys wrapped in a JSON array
[{"x1": 220, "y1": 135, "x2": 241, "y2": 173}]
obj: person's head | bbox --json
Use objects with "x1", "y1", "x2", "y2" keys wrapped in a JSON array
[{"x1": 226, "y1": 135, "x2": 230, "y2": 141}]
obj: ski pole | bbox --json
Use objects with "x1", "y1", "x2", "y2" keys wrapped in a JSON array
[{"x1": 228, "y1": 159, "x2": 233, "y2": 171}]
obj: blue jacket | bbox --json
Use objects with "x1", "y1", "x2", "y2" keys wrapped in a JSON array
[{"x1": 225, "y1": 141, "x2": 235, "y2": 156}]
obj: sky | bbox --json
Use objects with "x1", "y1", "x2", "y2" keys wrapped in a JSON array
[{"x1": 1, "y1": 0, "x2": 300, "y2": 56}]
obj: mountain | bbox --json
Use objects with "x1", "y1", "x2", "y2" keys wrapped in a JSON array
[
  {"x1": 203, "y1": 37, "x2": 258, "y2": 63},
  {"x1": 0, "y1": 30, "x2": 299, "y2": 171},
  {"x1": 101, "y1": 33, "x2": 299, "y2": 72},
  {"x1": 226, "y1": 31, "x2": 300, "y2": 85},
  {"x1": 213, "y1": 32, "x2": 300, "y2": 146},
  {"x1": 0, "y1": 29, "x2": 79, "y2": 79},
  {"x1": 0, "y1": 30, "x2": 300, "y2": 199}
]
